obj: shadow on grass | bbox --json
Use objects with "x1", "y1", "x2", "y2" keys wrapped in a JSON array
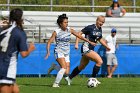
[{"x1": 19, "y1": 83, "x2": 52, "y2": 87}]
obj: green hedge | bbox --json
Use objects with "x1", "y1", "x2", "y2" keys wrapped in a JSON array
[{"x1": 0, "y1": 0, "x2": 140, "y2": 12}]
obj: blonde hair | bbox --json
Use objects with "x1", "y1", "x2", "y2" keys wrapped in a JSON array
[{"x1": 96, "y1": 15, "x2": 105, "y2": 21}]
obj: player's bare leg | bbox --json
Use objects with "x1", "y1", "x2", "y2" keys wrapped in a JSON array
[
  {"x1": 85, "y1": 51, "x2": 102, "y2": 84},
  {"x1": 65, "y1": 56, "x2": 89, "y2": 85},
  {"x1": 52, "y1": 58, "x2": 66, "y2": 87},
  {"x1": 12, "y1": 84, "x2": 19, "y2": 93},
  {"x1": 65, "y1": 62, "x2": 70, "y2": 75}
]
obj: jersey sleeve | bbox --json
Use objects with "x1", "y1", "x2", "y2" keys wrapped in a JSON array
[
  {"x1": 17, "y1": 30, "x2": 28, "y2": 52},
  {"x1": 81, "y1": 26, "x2": 90, "y2": 35},
  {"x1": 54, "y1": 28, "x2": 60, "y2": 35}
]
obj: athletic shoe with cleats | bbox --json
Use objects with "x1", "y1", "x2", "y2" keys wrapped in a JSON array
[
  {"x1": 65, "y1": 77, "x2": 72, "y2": 85},
  {"x1": 52, "y1": 83, "x2": 60, "y2": 87}
]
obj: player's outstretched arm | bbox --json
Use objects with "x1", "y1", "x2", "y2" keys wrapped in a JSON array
[
  {"x1": 75, "y1": 36, "x2": 79, "y2": 49},
  {"x1": 99, "y1": 38, "x2": 110, "y2": 51},
  {"x1": 45, "y1": 31, "x2": 56, "y2": 59},
  {"x1": 20, "y1": 43, "x2": 35, "y2": 58},
  {"x1": 71, "y1": 28, "x2": 96, "y2": 46},
  {"x1": 74, "y1": 31, "x2": 82, "y2": 50}
]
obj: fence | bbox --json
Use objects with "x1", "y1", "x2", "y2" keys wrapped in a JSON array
[
  {"x1": 23, "y1": 25, "x2": 140, "y2": 44},
  {"x1": 1, "y1": 11, "x2": 140, "y2": 44},
  {"x1": 17, "y1": 44, "x2": 140, "y2": 77}
]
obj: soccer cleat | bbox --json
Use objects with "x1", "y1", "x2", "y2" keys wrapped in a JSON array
[
  {"x1": 65, "y1": 77, "x2": 72, "y2": 85},
  {"x1": 52, "y1": 83, "x2": 60, "y2": 87},
  {"x1": 95, "y1": 78, "x2": 101, "y2": 85}
]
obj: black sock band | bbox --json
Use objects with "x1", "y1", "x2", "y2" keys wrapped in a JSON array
[
  {"x1": 69, "y1": 66, "x2": 81, "y2": 79},
  {"x1": 92, "y1": 65, "x2": 100, "y2": 77}
]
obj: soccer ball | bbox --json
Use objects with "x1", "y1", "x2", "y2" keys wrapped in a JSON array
[{"x1": 87, "y1": 78, "x2": 98, "y2": 88}]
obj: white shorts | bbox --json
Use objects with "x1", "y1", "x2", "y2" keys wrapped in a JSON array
[
  {"x1": 106, "y1": 53, "x2": 118, "y2": 65},
  {"x1": 81, "y1": 43, "x2": 92, "y2": 55},
  {"x1": 54, "y1": 52, "x2": 70, "y2": 62}
]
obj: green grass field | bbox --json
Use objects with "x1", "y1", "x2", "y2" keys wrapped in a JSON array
[{"x1": 16, "y1": 76, "x2": 140, "y2": 93}]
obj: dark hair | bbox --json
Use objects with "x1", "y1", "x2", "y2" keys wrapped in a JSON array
[
  {"x1": 57, "y1": 14, "x2": 68, "y2": 27},
  {"x1": 9, "y1": 8, "x2": 23, "y2": 30},
  {"x1": 111, "y1": 2, "x2": 120, "y2": 9}
]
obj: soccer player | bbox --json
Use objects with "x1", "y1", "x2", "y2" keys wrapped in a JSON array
[
  {"x1": 0, "y1": 8, "x2": 35, "y2": 93},
  {"x1": 65, "y1": 15, "x2": 110, "y2": 85},
  {"x1": 45, "y1": 14, "x2": 96, "y2": 87}
]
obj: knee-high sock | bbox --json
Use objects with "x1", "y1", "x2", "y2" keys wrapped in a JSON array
[
  {"x1": 92, "y1": 65, "x2": 100, "y2": 77},
  {"x1": 55, "y1": 68, "x2": 66, "y2": 84},
  {"x1": 69, "y1": 66, "x2": 81, "y2": 79}
]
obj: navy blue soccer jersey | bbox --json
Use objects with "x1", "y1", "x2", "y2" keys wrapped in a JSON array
[
  {"x1": 0, "y1": 26, "x2": 28, "y2": 55},
  {"x1": 81, "y1": 24, "x2": 102, "y2": 52},
  {"x1": 0, "y1": 26, "x2": 28, "y2": 83}
]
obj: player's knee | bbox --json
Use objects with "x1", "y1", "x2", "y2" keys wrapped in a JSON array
[
  {"x1": 114, "y1": 65, "x2": 118, "y2": 68},
  {"x1": 61, "y1": 65, "x2": 67, "y2": 69},
  {"x1": 65, "y1": 66, "x2": 70, "y2": 73},
  {"x1": 96, "y1": 61, "x2": 103, "y2": 66},
  {"x1": 66, "y1": 65, "x2": 70, "y2": 69}
]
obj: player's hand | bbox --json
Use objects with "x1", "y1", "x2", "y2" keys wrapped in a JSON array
[
  {"x1": 75, "y1": 44, "x2": 79, "y2": 49},
  {"x1": 106, "y1": 47, "x2": 111, "y2": 51},
  {"x1": 28, "y1": 43, "x2": 35, "y2": 52},
  {"x1": 0, "y1": 20, "x2": 8, "y2": 28},
  {"x1": 45, "y1": 53, "x2": 50, "y2": 59}
]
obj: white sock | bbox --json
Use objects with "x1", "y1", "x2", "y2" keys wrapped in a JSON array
[{"x1": 55, "y1": 68, "x2": 66, "y2": 84}]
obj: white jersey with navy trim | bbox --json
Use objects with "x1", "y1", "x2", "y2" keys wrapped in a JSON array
[{"x1": 54, "y1": 27, "x2": 71, "y2": 55}]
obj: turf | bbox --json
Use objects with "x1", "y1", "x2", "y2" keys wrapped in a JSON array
[{"x1": 17, "y1": 76, "x2": 140, "y2": 93}]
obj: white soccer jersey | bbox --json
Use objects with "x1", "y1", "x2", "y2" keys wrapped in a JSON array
[{"x1": 54, "y1": 27, "x2": 71, "y2": 55}]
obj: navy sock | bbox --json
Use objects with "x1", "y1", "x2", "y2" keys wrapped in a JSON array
[
  {"x1": 69, "y1": 66, "x2": 81, "y2": 79},
  {"x1": 92, "y1": 65, "x2": 100, "y2": 77}
]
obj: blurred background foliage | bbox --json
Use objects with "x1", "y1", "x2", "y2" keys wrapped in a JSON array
[{"x1": 0, "y1": 0, "x2": 140, "y2": 12}]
